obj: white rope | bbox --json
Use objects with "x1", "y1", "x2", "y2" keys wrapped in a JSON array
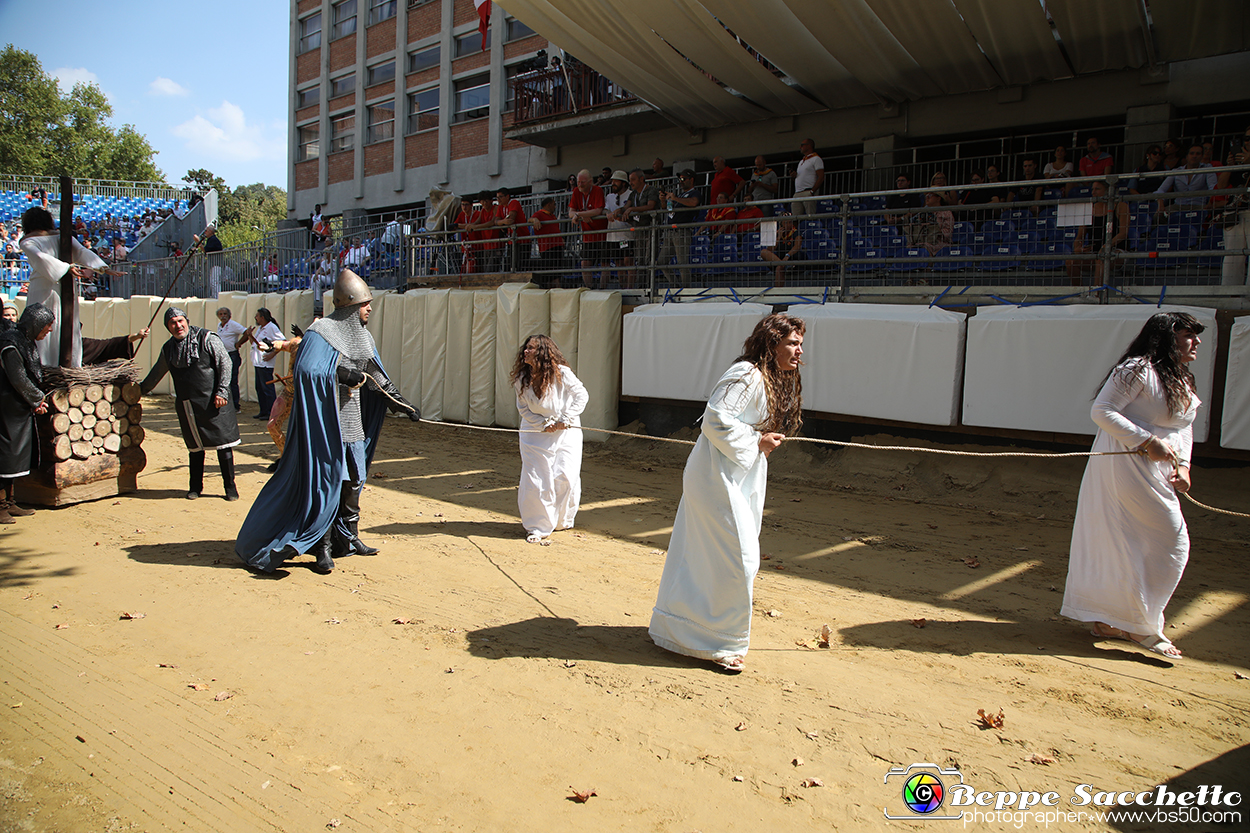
[{"x1": 414, "y1": 417, "x2": 1246, "y2": 518}]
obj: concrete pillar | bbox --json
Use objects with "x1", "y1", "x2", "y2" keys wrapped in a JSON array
[
  {"x1": 1124, "y1": 104, "x2": 1175, "y2": 175},
  {"x1": 862, "y1": 134, "x2": 905, "y2": 193}
]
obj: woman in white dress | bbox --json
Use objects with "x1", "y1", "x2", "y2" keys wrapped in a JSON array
[
  {"x1": 1061, "y1": 312, "x2": 1204, "y2": 659},
  {"x1": 19, "y1": 207, "x2": 123, "y2": 367},
  {"x1": 650, "y1": 313, "x2": 805, "y2": 673},
  {"x1": 511, "y1": 334, "x2": 589, "y2": 543}
]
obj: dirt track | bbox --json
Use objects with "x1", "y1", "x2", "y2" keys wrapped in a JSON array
[{"x1": 1, "y1": 399, "x2": 1247, "y2": 832}]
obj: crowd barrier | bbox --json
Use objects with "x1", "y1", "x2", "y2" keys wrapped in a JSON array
[{"x1": 5, "y1": 284, "x2": 621, "y2": 440}]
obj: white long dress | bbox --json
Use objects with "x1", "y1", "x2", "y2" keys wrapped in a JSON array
[
  {"x1": 1061, "y1": 358, "x2": 1199, "y2": 641},
  {"x1": 20, "y1": 234, "x2": 108, "y2": 367},
  {"x1": 650, "y1": 361, "x2": 768, "y2": 662},
  {"x1": 516, "y1": 365, "x2": 589, "y2": 537}
]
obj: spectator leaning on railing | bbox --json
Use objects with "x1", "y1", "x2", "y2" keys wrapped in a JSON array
[
  {"x1": 1154, "y1": 143, "x2": 1217, "y2": 216},
  {"x1": 735, "y1": 156, "x2": 779, "y2": 215}
]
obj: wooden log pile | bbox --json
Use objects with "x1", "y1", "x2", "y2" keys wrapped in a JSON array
[
  {"x1": 46, "y1": 382, "x2": 145, "y2": 462},
  {"x1": 19, "y1": 381, "x2": 147, "y2": 506}
]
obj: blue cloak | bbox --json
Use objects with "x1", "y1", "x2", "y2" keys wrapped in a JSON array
[{"x1": 235, "y1": 330, "x2": 387, "y2": 571}]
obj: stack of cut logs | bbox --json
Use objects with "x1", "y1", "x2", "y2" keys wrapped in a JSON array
[{"x1": 47, "y1": 382, "x2": 145, "y2": 461}]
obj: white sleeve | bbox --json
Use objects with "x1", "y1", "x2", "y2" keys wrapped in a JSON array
[
  {"x1": 1090, "y1": 361, "x2": 1153, "y2": 448},
  {"x1": 559, "y1": 367, "x2": 589, "y2": 423},
  {"x1": 72, "y1": 238, "x2": 109, "y2": 272},
  {"x1": 701, "y1": 365, "x2": 762, "y2": 471}
]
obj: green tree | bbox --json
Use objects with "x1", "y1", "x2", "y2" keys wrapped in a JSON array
[
  {"x1": 184, "y1": 169, "x2": 288, "y2": 248},
  {"x1": 0, "y1": 44, "x2": 164, "y2": 181}
]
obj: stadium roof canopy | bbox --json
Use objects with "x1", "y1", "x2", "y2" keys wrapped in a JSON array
[{"x1": 499, "y1": 0, "x2": 1249, "y2": 129}]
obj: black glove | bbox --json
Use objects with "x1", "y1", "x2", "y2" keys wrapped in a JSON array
[
  {"x1": 336, "y1": 366, "x2": 365, "y2": 387},
  {"x1": 407, "y1": 406, "x2": 422, "y2": 422}
]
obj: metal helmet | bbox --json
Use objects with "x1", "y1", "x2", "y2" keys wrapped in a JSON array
[{"x1": 332, "y1": 269, "x2": 373, "y2": 308}]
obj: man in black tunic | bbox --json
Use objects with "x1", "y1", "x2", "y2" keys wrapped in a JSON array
[
  {"x1": 0, "y1": 303, "x2": 54, "y2": 522},
  {"x1": 140, "y1": 307, "x2": 240, "y2": 500}
]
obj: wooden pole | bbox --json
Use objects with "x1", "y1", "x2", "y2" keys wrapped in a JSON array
[{"x1": 58, "y1": 175, "x2": 77, "y2": 368}]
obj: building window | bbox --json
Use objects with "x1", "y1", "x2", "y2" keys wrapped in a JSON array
[
  {"x1": 298, "y1": 124, "x2": 320, "y2": 161},
  {"x1": 332, "y1": 0, "x2": 357, "y2": 40},
  {"x1": 453, "y1": 73, "x2": 490, "y2": 122},
  {"x1": 408, "y1": 44, "x2": 440, "y2": 74},
  {"x1": 505, "y1": 18, "x2": 536, "y2": 42},
  {"x1": 330, "y1": 113, "x2": 355, "y2": 153},
  {"x1": 367, "y1": 100, "x2": 395, "y2": 143},
  {"x1": 298, "y1": 13, "x2": 322, "y2": 53},
  {"x1": 407, "y1": 88, "x2": 439, "y2": 133},
  {"x1": 454, "y1": 30, "x2": 488, "y2": 58},
  {"x1": 331, "y1": 73, "x2": 355, "y2": 99},
  {"x1": 368, "y1": 0, "x2": 396, "y2": 25},
  {"x1": 367, "y1": 61, "x2": 395, "y2": 88},
  {"x1": 408, "y1": 0, "x2": 436, "y2": 7},
  {"x1": 296, "y1": 86, "x2": 320, "y2": 110}
]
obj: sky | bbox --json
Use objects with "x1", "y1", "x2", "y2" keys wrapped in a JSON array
[{"x1": 0, "y1": 0, "x2": 290, "y2": 190}]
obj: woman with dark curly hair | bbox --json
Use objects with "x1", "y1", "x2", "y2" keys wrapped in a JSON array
[
  {"x1": 511, "y1": 334, "x2": 589, "y2": 543},
  {"x1": 1061, "y1": 312, "x2": 1204, "y2": 659},
  {"x1": 650, "y1": 312, "x2": 805, "y2": 672}
]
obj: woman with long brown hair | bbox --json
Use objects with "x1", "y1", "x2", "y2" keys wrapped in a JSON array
[
  {"x1": 650, "y1": 312, "x2": 805, "y2": 672},
  {"x1": 511, "y1": 334, "x2": 589, "y2": 543},
  {"x1": 1061, "y1": 312, "x2": 1204, "y2": 659}
]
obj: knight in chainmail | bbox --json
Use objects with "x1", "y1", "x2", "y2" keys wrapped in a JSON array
[
  {"x1": 0, "y1": 303, "x2": 55, "y2": 521},
  {"x1": 140, "y1": 307, "x2": 241, "y2": 500},
  {"x1": 235, "y1": 269, "x2": 420, "y2": 575}
]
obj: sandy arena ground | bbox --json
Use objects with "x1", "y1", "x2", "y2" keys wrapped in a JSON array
[{"x1": 1, "y1": 398, "x2": 1248, "y2": 832}]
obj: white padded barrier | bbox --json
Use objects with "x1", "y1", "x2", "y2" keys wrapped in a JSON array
[
  {"x1": 399, "y1": 290, "x2": 426, "y2": 407},
  {"x1": 550, "y1": 288, "x2": 584, "y2": 374},
  {"x1": 469, "y1": 290, "x2": 497, "y2": 426},
  {"x1": 283, "y1": 289, "x2": 315, "y2": 336},
  {"x1": 443, "y1": 290, "x2": 475, "y2": 423},
  {"x1": 622, "y1": 303, "x2": 770, "y2": 401},
  {"x1": 800, "y1": 303, "x2": 966, "y2": 426},
  {"x1": 494, "y1": 283, "x2": 533, "y2": 428},
  {"x1": 1221, "y1": 317, "x2": 1250, "y2": 450},
  {"x1": 379, "y1": 293, "x2": 406, "y2": 390},
  {"x1": 79, "y1": 299, "x2": 97, "y2": 340},
  {"x1": 963, "y1": 304, "x2": 1218, "y2": 441},
  {"x1": 577, "y1": 291, "x2": 622, "y2": 439},
  {"x1": 421, "y1": 288, "x2": 450, "y2": 422}
]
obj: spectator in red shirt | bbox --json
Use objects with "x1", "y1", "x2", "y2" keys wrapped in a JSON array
[
  {"x1": 454, "y1": 195, "x2": 479, "y2": 273},
  {"x1": 699, "y1": 192, "x2": 738, "y2": 237},
  {"x1": 1079, "y1": 137, "x2": 1114, "y2": 179},
  {"x1": 709, "y1": 156, "x2": 743, "y2": 205},
  {"x1": 468, "y1": 191, "x2": 502, "y2": 273},
  {"x1": 735, "y1": 194, "x2": 765, "y2": 235},
  {"x1": 494, "y1": 187, "x2": 529, "y2": 272},
  {"x1": 568, "y1": 169, "x2": 607, "y2": 288},
  {"x1": 528, "y1": 196, "x2": 564, "y2": 288}
]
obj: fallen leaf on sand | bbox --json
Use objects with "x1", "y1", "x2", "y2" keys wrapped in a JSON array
[
  {"x1": 327, "y1": 819, "x2": 341, "y2": 829},
  {"x1": 964, "y1": 556, "x2": 981, "y2": 568},
  {"x1": 801, "y1": 778, "x2": 824, "y2": 787},
  {"x1": 732, "y1": 775, "x2": 744, "y2": 782},
  {"x1": 1028, "y1": 754, "x2": 1055, "y2": 765},
  {"x1": 761, "y1": 553, "x2": 771, "y2": 560},
  {"x1": 649, "y1": 549, "x2": 664, "y2": 556},
  {"x1": 805, "y1": 731, "x2": 819, "y2": 740},
  {"x1": 325, "y1": 618, "x2": 341, "y2": 625},
  {"x1": 767, "y1": 609, "x2": 782, "y2": 618},
  {"x1": 55, "y1": 623, "x2": 69, "y2": 630},
  {"x1": 734, "y1": 722, "x2": 748, "y2": 731},
  {"x1": 1234, "y1": 672, "x2": 1248, "y2": 680},
  {"x1": 790, "y1": 498, "x2": 802, "y2": 503},
  {"x1": 11, "y1": 702, "x2": 21, "y2": 708},
  {"x1": 189, "y1": 683, "x2": 209, "y2": 691},
  {"x1": 562, "y1": 660, "x2": 577, "y2": 668},
  {"x1": 94, "y1": 542, "x2": 100, "y2": 546},
  {"x1": 119, "y1": 612, "x2": 145, "y2": 620},
  {"x1": 393, "y1": 617, "x2": 412, "y2": 625},
  {"x1": 134, "y1": 528, "x2": 144, "y2": 533},
  {"x1": 185, "y1": 551, "x2": 202, "y2": 558},
  {"x1": 818, "y1": 624, "x2": 832, "y2": 648},
  {"x1": 433, "y1": 513, "x2": 443, "y2": 517},
  {"x1": 158, "y1": 663, "x2": 178, "y2": 668},
  {"x1": 773, "y1": 564, "x2": 786, "y2": 571},
  {"x1": 569, "y1": 787, "x2": 597, "y2": 803},
  {"x1": 977, "y1": 708, "x2": 1005, "y2": 729},
  {"x1": 371, "y1": 472, "x2": 388, "y2": 478},
  {"x1": 444, "y1": 667, "x2": 455, "y2": 674},
  {"x1": 460, "y1": 482, "x2": 477, "y2": 489},
  {"x1": 911, "y1": 618, "x2": 927, "y2": 629},
  {"x1": 75, "y1": 735, "x2": 86, "y2": 743},
  {"x1": 927, "y1": 524, "x2": 938, "y2": 529},
  {"x1": 214, "y1": 691, "x2": 234, "y2": 701},
  {"x1": 792, "y1": 757, "x2": 804, "y2": 767}
]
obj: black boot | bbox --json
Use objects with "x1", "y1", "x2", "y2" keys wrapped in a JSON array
[
  {"x1": 330, "y1": 481, "x2": 355, "y2": 558},
  {"x1": 187, "y1": 451, "x2": 205, "y2": 499},
  {"x1": 342, "y1": 481, "x2": 379, "y2": 555},
  {"x1": 218, "y1": 448, "x2": 239, "y2": 501},
  {"x1": 309, "y1": 529, "x2": 334, "y2": 574}
]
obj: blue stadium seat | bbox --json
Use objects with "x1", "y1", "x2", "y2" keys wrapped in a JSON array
[
  {"x1": 1025, "y1": 242, "x2": 1070, "y2": 272},
  {"x1": 980, "y1": 244, "x2": 1021, "y2": 271},
  {"x1": 1196, "y1": 227, "x2": 1225, "y2": 268},
  {"x1": 930, "y1": 246, "x2": 971, "y2": 272},
  {"x1": 890, "y1": 247, "x2": 929, "y2": 273}
]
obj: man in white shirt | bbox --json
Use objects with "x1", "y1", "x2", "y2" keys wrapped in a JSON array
[
  {"x1": 792, "y1": 137, "x2": 824, "y2": 217},
  {"x1": 241, "y1": 308, "x2": 284, "y2": 420},
  {"x1": 216, "y1": 306, "x2": 248, "y2": 410}
]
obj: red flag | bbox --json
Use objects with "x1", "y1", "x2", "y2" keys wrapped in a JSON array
[{"x1": 475, "y1": 0, "x2": 491, "y2": 51}]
